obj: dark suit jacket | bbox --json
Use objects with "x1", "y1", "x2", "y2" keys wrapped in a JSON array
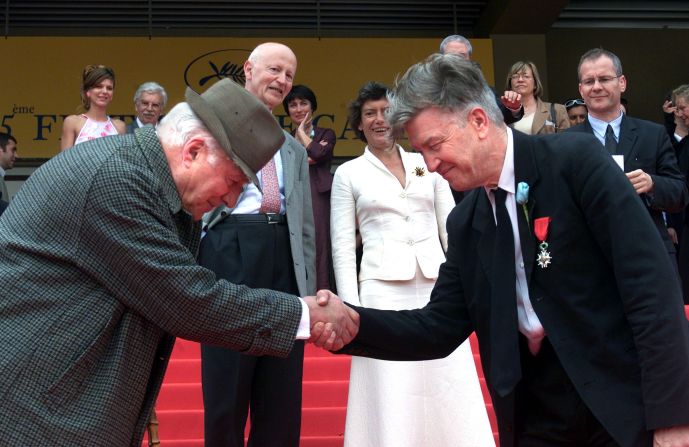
[
  {"x1": 340, "y1": 131, "x2": 689, "y2": 447},
  {"x1": 0, "y1": 199, "x2": 7, "y2": 217},
  {"x1": 0, "y1": 127, "x2": 302, "y2": 446},
  {"x1": 568, "y1": 115, "x2": 688, "y2": 255}
]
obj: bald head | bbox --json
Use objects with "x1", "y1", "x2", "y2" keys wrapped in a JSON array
[{"x1": 244, "y1": 42, "x2": 297, "y2": 110}]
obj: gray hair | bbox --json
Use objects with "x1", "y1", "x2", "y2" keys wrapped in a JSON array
[
  {"x1": 156, "y1": 102, "x2": 226, "y2": 165},
  {"x1": 672, "y1": 84, "x2": 689, "y2": 104},
  {"x1": 387, "y1": 53, "x2": 503, "y2": 133},
  {"x1": 577, "y1": 48, "x2": 623, "y2": 81},
  {"x1": 439, "y1": 35, "x2": 473, "y2": 56},
  {"x1": 133, "y1": 81, "x2": 168, "y2": 108}
]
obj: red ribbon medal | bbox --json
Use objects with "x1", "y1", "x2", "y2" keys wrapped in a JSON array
[{"x1": 534, "y1": 217, "x2": 552, "y2": 268}]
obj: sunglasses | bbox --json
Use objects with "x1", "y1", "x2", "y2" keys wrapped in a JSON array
[{"x1": 565, "y1": 99, "x2": 586, "y2": 109}]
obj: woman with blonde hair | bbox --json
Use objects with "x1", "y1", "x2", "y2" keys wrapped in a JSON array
[
  {"x1": 505, "y1": 60, "x2": 569, "y2": 135},
  {"x1": 60, "y1": 64, "x2": 125, "y2": 150}
]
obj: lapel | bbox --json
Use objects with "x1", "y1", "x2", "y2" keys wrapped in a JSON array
[
  {"x1": 363, "y1": 145, "x2": 409, "y2": 189},
  {"x1": 617, "y1": 115, "x2": 638, "y2": 167},
  {"x1": 280, "y1": 133, "x2": 295, "y2": 200},
  {"x1": 531, "y1": 99, "x2": 549, "y2": 135},
  {"x1": 0, "y1": 176, "x2": 8, "y2": 201},
  {"x1": 513, "y1": 131, "x2": 540, "y2": 282}
]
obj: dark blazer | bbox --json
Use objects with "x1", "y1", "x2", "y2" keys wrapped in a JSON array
[
  {"x1": 304, "y1": 126, "x2": 335, "y2": 193},
  {"x1": 0, "y1": 199, "x2": 7, "y2": 216},
  {"x1": 568, "y1": 115, "x2": 688, "y2": 255},
  {"x1": 0, "y1": 127, "x2": 302, "y2": 446},
  {"x1": 125, "y1": 119, "x2": 140, "y2": 134},
  {"x1": 340, "y1": 131, "x2": 689, "y2": 447}
]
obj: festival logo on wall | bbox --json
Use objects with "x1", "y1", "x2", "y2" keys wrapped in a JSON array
[{"x1": 184, "y1": 49, "x2": 251, "y2": 93}]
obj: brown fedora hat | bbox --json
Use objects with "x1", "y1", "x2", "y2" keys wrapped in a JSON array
[{"x1": 186, "y1": 78, "x2": 285, "y2": 188}]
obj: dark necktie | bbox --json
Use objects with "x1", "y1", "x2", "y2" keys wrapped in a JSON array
[
  {"x1": 604, "y1": 124, "x2": 617, "y2": 154},
  {"x1": 490, "y1": 188, "x2": 522, "y2": 397}
]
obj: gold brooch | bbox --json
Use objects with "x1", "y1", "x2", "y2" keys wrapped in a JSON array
[{"x1": 414, "y1": 166, "x2": 426, "y2": 177}]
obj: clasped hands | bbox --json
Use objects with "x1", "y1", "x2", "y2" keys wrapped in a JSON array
[{"x1": 303, "y1": 290, "x2": 359, "y2": 351}]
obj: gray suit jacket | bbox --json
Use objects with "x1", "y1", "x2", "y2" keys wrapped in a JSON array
[
  {"x1": 0, "y1": 127, "x2": 302, "y2": 446},
  {"x1": 204, "y1": 131, "x2": 317, "y2": 296}
]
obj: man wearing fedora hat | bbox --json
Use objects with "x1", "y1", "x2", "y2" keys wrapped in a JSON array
[
  {"x1": 0, "y1": 78, "x2": 358, "y2": 446},
  {"x1": 199, "y1": 42, "x2": 317, "y2": 447}
]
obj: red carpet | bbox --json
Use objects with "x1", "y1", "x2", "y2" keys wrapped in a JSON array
[
  {"x1": 143, "y1": 334, "x2": 498, "y2": 446},
  {"x1": 145, "y1": 305, "x2": 689, "y2": 445}
]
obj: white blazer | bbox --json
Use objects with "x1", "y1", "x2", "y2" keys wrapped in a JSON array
[{"x1": 330, "y1": 145, "x2": 455, "y2": 305}]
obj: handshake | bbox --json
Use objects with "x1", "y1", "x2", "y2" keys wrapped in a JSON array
[{"x1": 303, "y1": 290, "x2": 360, "y2": 351}]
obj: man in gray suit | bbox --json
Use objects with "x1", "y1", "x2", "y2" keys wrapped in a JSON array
[
  {"x1": 126, "y1": 81, "x2": 168, "y2": 133},
  {"x1": 0, "y1": 78, "x2": 357, "y2": 446},
  {"x1": 0, "y1": 132, "x2": 17, "y2": 206},
  {"x1": 199, "y1": 42, "x2": 316, "y2": 447}
]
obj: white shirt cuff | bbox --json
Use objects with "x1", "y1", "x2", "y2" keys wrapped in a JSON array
[{"x1": 296, "y1": 298, "x2": 311, "y2": 340}]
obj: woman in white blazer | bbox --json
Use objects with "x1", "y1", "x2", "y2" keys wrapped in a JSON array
[{"x1": 331, "y1": 82, "x2": 494, "y2": 447}]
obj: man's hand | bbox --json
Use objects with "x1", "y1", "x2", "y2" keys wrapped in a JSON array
[
  {"x1": 501, "y1": 90, "x2": 522, "y2": 111},
  {"x1": 668, "y1": 227, "x2": 679, "y2": 245},
  {"x1": 304, "y1": 290, "x2": 359, "y2": 351},
  {"x1": 626, "y1": 169, "x2": 654, "y2": 194},
  {"x1": 654, "y1": 424, "x2": 689, "y2": 446}
]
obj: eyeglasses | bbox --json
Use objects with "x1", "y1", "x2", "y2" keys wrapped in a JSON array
[
  {"x1": 564, "y1": 98, "x2": 586, "y2": 109},
  {"x1": 580, "y1": 76, "x2": 619, "y2": 87},
  {"x1": 510, "y1": 73, "x2": 532, "y2": 81}
]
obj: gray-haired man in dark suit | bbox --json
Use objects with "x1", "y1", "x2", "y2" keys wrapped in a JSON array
[
  {"x1": 0, "y1": 78, "x2": 358, "y2": 446},
  {"x1": 126, "y1": 81, "x2": 168, "y2": 133}
]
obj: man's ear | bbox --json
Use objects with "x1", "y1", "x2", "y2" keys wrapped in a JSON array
[
  {"x1": 181, "y1": 136, "x2": 206, "y2": 168},
  {"x1": 618, "y1": 74, "x2": 627, "y2": 94},
  {"x1": 469, "y1": 107, "x2": 490, "y2": 139},
  {"x1": 244, "y1": 59, "x2": 253, "y2": 81}
]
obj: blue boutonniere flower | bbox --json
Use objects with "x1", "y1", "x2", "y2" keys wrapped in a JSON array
[{"x1": 516, "y1": 182, "x2": 530, "y2": 223}]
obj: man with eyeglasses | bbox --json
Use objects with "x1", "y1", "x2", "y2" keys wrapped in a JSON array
[
  {"x1": 568, "y1": 48, "x2": 687, "y2": 275},
  {"x1": 564, "y1": 98, "x2": 587, "y2": 127}
]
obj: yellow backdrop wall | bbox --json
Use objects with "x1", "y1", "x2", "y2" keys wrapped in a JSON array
[{"x1": 1, "y1": 37, "x2": 493, "y2": 159}]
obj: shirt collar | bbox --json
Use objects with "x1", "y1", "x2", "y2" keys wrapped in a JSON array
[{"x1": 588, "y1": 110, "x2": 623, "y2": 143}]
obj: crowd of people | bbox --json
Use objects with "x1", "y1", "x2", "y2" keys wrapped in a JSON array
[{"x1": 0, "y1": 35, "x2": 689, "y2": 447}]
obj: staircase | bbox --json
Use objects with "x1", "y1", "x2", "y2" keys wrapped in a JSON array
[{"x1": 142, "y1": 334, "x2": 500, "y2": 446}]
